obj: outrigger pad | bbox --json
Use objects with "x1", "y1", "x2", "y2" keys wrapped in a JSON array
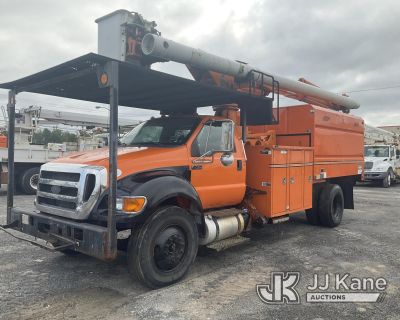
[{"x1": 0, "y1": 53, "x2": 274, "y2": 121}]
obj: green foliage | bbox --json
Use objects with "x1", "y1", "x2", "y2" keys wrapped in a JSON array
[{"x1": 31, "y1": 128, "x2": 78, "y2": 145}]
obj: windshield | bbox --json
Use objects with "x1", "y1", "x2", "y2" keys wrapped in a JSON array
[
  {"x1": 120, "y1": 116, "x2": 200, "y2": 147},
  {"x1": 364, "y1": 146, "x2": 389, "y2": 157}
]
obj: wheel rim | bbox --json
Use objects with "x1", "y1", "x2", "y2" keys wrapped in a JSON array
[
  {"x1": 153, "y1": 226, "x2": 187, "y2": 272},
  {"x1": 29, "y1": 174, "x2": 39, "y2": 190},
  {"x1": 332, "y1": 194, "x2": 343, "y2": 221},
  {"x1": 388, "y1": 174, "x2": 391, "y2": 186}
]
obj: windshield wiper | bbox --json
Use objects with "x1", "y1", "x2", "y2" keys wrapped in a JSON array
[{"x1": 118, "y1": 140, "x2": 128, "y2": 147}]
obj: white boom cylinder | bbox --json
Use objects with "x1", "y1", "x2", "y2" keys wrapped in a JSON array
[{"x1": 141, "y1": 33, "x2": 360, "y2": 110}]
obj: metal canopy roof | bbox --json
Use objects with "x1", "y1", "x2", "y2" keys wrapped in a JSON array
[{"x1": 0, "y1": 53, "x2": 273, "y2": 114}]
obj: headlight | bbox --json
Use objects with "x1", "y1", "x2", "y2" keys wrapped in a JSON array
[{"x1": 116, "y1": 196, "x2": 147, "y2": 214}]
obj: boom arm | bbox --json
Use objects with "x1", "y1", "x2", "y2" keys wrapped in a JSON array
[
  {"x1": 140, "y1": 33, "x2": 360, "y2": 112},
  {"x1": 18, "y1": 106, "x2": 140, "y2": 128}
]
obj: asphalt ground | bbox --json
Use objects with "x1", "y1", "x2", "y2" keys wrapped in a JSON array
[{"x1": 0, "y1": 183, "x2": 399, "y2": 319}]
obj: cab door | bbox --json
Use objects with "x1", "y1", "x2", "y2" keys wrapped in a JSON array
[{"x1": 189, "y1": 120, "x2": 246, "y2": 209}]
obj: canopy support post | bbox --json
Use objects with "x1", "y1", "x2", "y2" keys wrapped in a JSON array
[
  {"x1": 106, "y1": 61, "x2": 119, "y2": 260},
  {"x1": 6, "y1": 90, "x2": 16, "y2": 224},
  {"x1": 241, "y1": 107, "x2": 247, "y2": 143}
]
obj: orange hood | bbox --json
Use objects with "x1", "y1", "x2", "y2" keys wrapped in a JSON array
[{"x1": 51, "y1": 146, "x2": 190, "y2": 179}]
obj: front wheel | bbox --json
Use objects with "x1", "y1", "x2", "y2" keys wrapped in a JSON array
[
  {"x1": 382, "y1": 170, "x2": 392, "y2": 188},
  {"x1": 127, "y1": 206, "x2": 198, "y2": 289}
]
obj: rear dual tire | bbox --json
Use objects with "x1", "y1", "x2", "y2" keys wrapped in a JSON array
[{"x1": 306, "y1": 183, "x2": 344, "y2": 228}]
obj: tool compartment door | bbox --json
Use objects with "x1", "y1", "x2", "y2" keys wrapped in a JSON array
[
  {"x1": 288, "y1": 150, "x2": 304, "y2": 211},
  {"x1": 271, "y1": 149, "x2": 288, "y2": 216},
  {"x1": 303, "y1": 150, "x2": 313, "y2": 209}
]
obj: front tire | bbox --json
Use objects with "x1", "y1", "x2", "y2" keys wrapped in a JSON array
[
  {"x1": 382, "y1": 170, "x2": 392, "y2": 188},
  {"x1": 127, "y1": 206, "x2": 198, "y2": 289},
  {"x1": 318, "y1": 184, "x2": 344, "y2": 228}
]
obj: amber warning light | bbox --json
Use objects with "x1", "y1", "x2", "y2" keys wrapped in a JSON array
[
  {"x1": 100, "y1": 73, "x2": 109, "y2": 85},
  {"x1": 117, "y1": 196, "x2": 147, "y2": 214}
]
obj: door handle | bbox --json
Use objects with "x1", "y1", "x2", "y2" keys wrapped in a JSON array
[
  {"x1": 191, "y1": 165, "x2": 203, "y2": 170},
  {"x1": 237, "y1": 160, "x2": 243, "y2": 171},
  {"x1": 290, "y1": 177, "x2": 295, "y2": 184},
  {"x1": 282, "y1": 177, "x2": 287, "y2": 185}
]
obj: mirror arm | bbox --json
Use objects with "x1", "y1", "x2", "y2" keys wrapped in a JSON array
[{"x1": 192, "y1": 150, "x2": 213, "y2": 163}]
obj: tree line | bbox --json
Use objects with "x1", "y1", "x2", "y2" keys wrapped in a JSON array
[{"x1": 31, "y1": 128, "x2": 78, "y2": 145}]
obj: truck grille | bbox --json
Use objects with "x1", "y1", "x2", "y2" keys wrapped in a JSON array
[
  {"x1": 364, "y1": 161, "x2": 373, "y2": 170},
  {"x1": 38, "y1": 196, "x2": 77, "y2": 210},
  {"x1": 40, "y1": 170, "x2": 80, "y2": 182},
  {"x1": 37, "y1": 170, "x2": 80, "y2": 210},
  {"x1": 35, "y1": 164, "x2": 107, "y2": 220}
]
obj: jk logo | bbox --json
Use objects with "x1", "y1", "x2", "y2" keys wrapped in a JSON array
[{"x1": 257, "y1": 272, "x2": 300, "y2": 304}]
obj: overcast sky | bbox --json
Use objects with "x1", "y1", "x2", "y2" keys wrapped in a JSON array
[{"x1": 0, "y1": 0, "x2": 399, "y2": 127}]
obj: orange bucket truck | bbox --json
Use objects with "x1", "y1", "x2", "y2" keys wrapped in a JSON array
[{"x1": 0, "y1": 10, "x2": 364, "y2": 288}]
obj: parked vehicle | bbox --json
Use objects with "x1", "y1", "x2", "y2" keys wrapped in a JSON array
[
  {"x1": 0, "y1": 106, "x2": 138, "y2": 194},
  {"x1": 363, "y1": 124, "x2": 400, "y2": 187},
  {"x1": 1, "y1": 10, "x2": 363, "y2": 289},
  {"x1": 364, "y1": 144, "x2": 400, "y2": 187},
  {"x1": 0, "y1": 107, "x2": 67, "y2": 194}
]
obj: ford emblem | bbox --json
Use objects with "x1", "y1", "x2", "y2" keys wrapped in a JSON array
[{"x1": 51, "y1": 185, "x2": 61, "y2": 194}]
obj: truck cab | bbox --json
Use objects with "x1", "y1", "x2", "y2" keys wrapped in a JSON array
[
  {"x1": 36, "y1": 114, "x2": 245, "y2": 224},
  {"x1": 364, "y1": 144, "x2": 400, "y2": 187}
]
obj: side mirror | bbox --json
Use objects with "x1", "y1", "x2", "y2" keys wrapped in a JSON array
[{"x1": 220, "y1": 153, "x2": 234, "y2": 166}]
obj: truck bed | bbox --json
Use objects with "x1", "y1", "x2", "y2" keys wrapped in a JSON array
[{"x1": 0, "y1": 146, "x2": 65, "y2": 163}]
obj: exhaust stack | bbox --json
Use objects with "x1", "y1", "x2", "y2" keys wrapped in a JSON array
[{"x1": 141, "y1": 33, "x2": 360, "y2": 111}]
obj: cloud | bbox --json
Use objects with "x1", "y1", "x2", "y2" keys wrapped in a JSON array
[{"x1": 0, "y1": 0, "x2": 399, "y2": 125}]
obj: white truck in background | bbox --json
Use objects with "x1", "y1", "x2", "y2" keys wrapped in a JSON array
[
  {"x1": 364, "y1": 125, "x2": 400, "y2": 187},
  {"x1": 0, "y1": 106, "x2": 139, "y2": 194},
  {"x1": 0, "y1": 142, "x2": 68, "y2": 194}
]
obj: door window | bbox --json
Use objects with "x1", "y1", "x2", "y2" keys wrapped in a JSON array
[{"x1": 191, "y1": 120, "x2": 234, "y2": 157}]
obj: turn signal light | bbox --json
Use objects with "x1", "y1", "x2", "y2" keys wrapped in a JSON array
[{"x1": 122, "y1": 196, "x2": 147, "y2": 213}]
